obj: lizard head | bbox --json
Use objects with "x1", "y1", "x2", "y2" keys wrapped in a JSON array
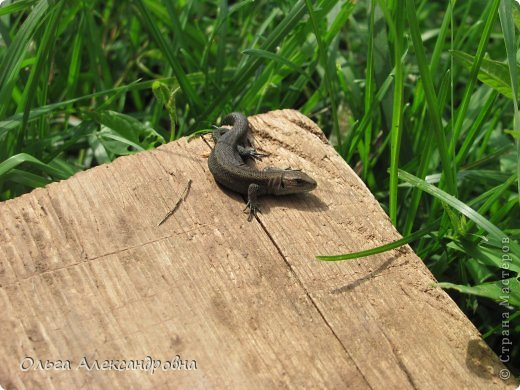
[{"x1": 272, "y1": 170, "x2": 317, "y2": 195}]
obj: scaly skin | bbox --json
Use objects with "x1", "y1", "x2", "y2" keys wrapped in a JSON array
[{"x1": 208, "y1": 112, "x2": 317, "y2": 221}]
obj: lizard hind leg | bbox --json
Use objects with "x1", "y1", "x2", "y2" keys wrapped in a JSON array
[
  {"x1": 237, "y1": 145, "x2": 270, "y2": 161},
  {"x1": 244, "y1": 183, "x2": 261, "y2": 221}
]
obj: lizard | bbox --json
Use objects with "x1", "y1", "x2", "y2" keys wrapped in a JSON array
[{"x1": 208, "y1": 112, "x2": 317, "y2": 221}]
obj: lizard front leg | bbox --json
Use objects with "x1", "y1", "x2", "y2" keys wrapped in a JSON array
[{"x1": 212, "y1": 128, "x2": 268, "y2": 160}]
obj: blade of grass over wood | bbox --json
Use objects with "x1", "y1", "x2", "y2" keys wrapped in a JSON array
[
  {"x1": 304, "y1": 0, "x2": 341, "y2": 149},
  {"x1": 316, "y1": 221, "x2": 438, "y2": 261},
  {"x1": 498, "y1": 0, "x2": 520, "y2": 204},
  {"x1": 0, "y1": 0, "x2": 50, "y2": 118},
  {"x1": 388, "y1": 0, "x2": 405, "y2": 224}
]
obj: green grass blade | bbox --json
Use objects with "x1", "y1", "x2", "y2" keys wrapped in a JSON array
[
  {"x1": 361, "y1": 0, "x2": 376, "y2": 180},
  {"x1": 373, "y1": 0, "x2": 395, "y2": 132},
  {"x1": 451, "y1": 0, "x2": 500, "y2": 144},
  {"x1": 316, "y1": 221, "x2": 437, "y2": 261},
  {"x1": 0, "y1": 168, "x2": 51, "y2": 188},
  {"x1": 304, "y1": 0, "x2": 340, "y2": 149},
  {"x1": 0, "y1": 0, "x2": 38, "y2": 16},
  {"x1": 134, "y1": 0, "x2": 202, "y2": 111},
  {"x1": 388, "y1": 0, "x2": 405, "y2": 224},
  {"x1": 397, "y1": 169, "x2": 518, "y2": 252},
  {"x1": 438, "y1": 278, "x2": 520, "y2": 308},
  {"x1": 0, "y1": 0, "x2": 50, "y2": 118},
  {"x1": 65, "y1": 12, "x2": 84, "y2": 97},
  {"x1": 323, "y1": 0, "x2": 355, "y2": 46},
  {"x1": 345, "y1": 70, "x2": 394, "y2": 159},
  {"x1": 452, "y1": 50, "x2": 519, "y2": 100},
  {"x1": 406, "y1": 0, "x2": 457, "y2": 196},
  {"x1": 242, "y1": 48, "x2": 316, "y2": 86},
  {"x1": 17, "y1": 1, "x2": 64, "y2": 145},
  {"x1": 500, "y1": 0, "x2": 519, "y2": 100},
  {"x1": 455, "y1": 89, "x2": 498, "y2": 165},
  {"x1": 0, "y1": 80, "x2": 143, "y2": 138},
  {"x1": 88, "y1": 110, "x2": 165, "y2": 154},
  {"x1": 402, "y1": 71, "x2": 451, "y2": 235},
  {"x1": 83, "y1": 6, "x2": 112, "y2": 91},
  {"x1": 430, "y1": 0, "x2": 453, "y2": 75},
  {"x1": 498, "y1": 0, "x2": 520, "y2": 206},
  {"x1": 450, "y1": 239, "x2": 520, "y2": 274},
  {"x1": 0, "y1": 153, "x2": 70, "y2": 180},
  {"x1": 194, "y1": 0, "x2": 307, "y2": 125}
]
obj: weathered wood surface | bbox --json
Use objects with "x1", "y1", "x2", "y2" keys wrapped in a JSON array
[{"x1": 0, "y1": 110, "x2": 514, "y2": 389}]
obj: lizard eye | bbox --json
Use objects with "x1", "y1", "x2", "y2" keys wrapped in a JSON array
[{"x1": 280, "y1": 181, "x2": 285, "y2": 188}]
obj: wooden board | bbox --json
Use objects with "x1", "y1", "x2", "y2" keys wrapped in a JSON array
[{"x1": 0, "y1": 110, "x2": 515, "y2": 389}]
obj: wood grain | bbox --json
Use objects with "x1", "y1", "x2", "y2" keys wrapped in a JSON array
[{"x1": 0, "y1": 110, "x2": 514, "y2": 389}]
